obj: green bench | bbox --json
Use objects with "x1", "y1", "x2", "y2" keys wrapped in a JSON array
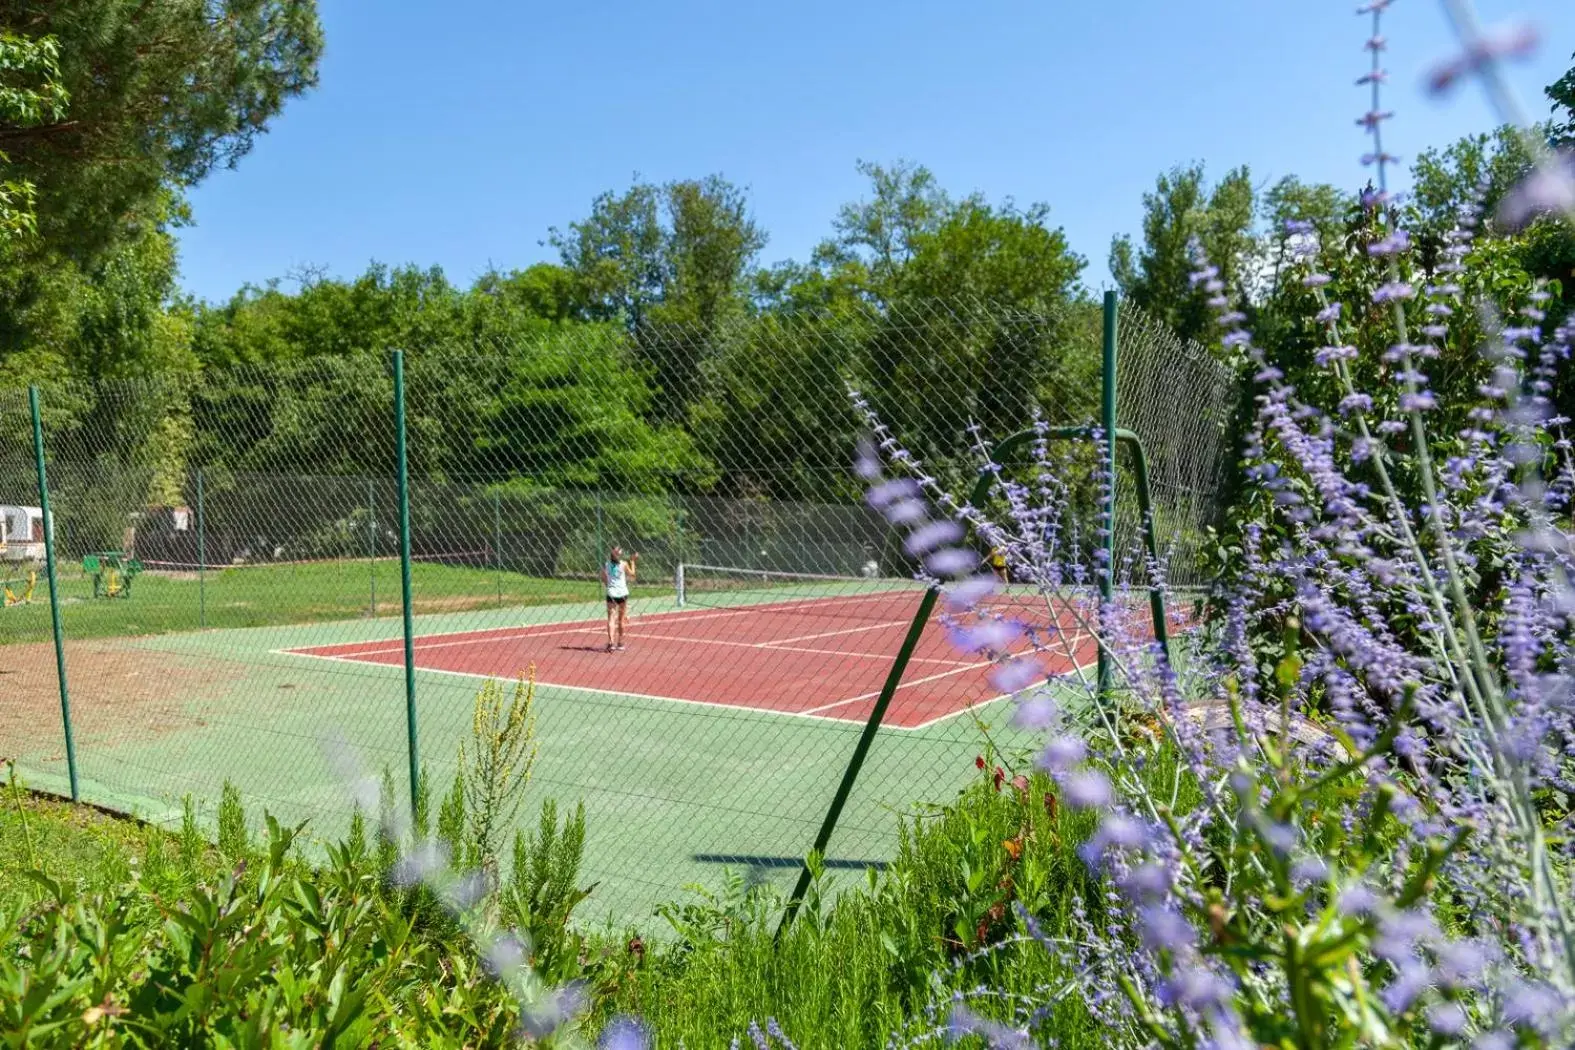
[{"x1": 83, "y1": 551, "x2": 143, "y2": 598}]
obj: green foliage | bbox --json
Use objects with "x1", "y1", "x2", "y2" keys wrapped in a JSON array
[
  {"x1": 549, "y1": 174, "x2": 766, "y2": 423},
  {"x1": 0, "y1": 0, "x2": 321, "y2": 264},
  {"x1": 0, "y1": 1, "x2": 319, "y2": 390},
  {"x1": 0, "y1": 31, "x2": 66, "y2": 244},
  {"x1": 460, "y1": 675, "x2": 540, "y2": 884},
  {"x1": 1548, "y1": 51, "x2": 1575, "y2": 146},
  {"x1": 437, "y1": 767, "x2": 468, "y2": 871},
  {"x1": 1, "y1": 766, "x2": 611, "y2": 1046},
  {"x1": 1408, "y1": 125, "x2": 1535, "y2": 236},
  {"x1": 604, "y1": 760, "x2": 1113, "y2": 1049},
  {"x1": 376, "y1": 766, "x2": 401, "y2": 876},
  {"x1": 215, "y1": 780, "x2": 249, "y2": 861},
  {"x1": 1110, "y1": 163, "x2": 1257, "y2": 345},
  {"x1": 0, "y1": 814, "x2": 529, "y2": 1046},
  {"x1": 504, "y1": 800, "x2": 594, "y2": 984}
]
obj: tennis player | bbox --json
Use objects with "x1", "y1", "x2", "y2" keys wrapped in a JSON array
[
  {"x1": 987, "y1": 546, "x2": 1009, "y2": 583},
  {"x1": 602, "y1": 545, "x2": 638, "y2": 651}
]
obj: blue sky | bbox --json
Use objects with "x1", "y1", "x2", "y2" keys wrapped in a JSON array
[{"x1": 174, "y1": 0, "x2": 1574, "y2": 304}]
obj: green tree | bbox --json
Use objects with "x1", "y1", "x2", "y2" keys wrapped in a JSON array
[
  {"x1": 0, "y1": 30, "x2": 65, "y2": 243},
  {"x1": 0, "y1": 0, "x2": 322, "y2": 263},
  {"x1": 551, "y1": 175, "x2": 765, "y2": 422},
  {"x1": 1549, "y1": 51, "x2": 1574, "y2": 146},
  {"x1": 821, "y1": 159, "x2": 950, "y2": 302},
  {"x1": 190, "y1": 263, "x2": 469, "y2": 368},
  {"x1": 549, "y1": 179, "x2": 664, "y2": 328},
  {"x1": 1407, "y1": 126, "x2": 1535, "y2": 241},
  {"x1": 0, "y1": 199, "x2": 195, "y2": 387},
  {"x1": 1109, "y1": 163, "x2": 1256, "y2": 345}
]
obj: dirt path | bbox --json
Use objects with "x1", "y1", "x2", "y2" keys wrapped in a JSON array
[{"x1": 0, "y1": 639, "x2": 237, "y2": 763}]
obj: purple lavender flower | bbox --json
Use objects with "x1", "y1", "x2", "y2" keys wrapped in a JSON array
[
  {"x1": 1380, "y1": 961, "x2": 1432, "y2": 1013},
  {"x1": 854, "y1": 436, "x2": 881, "y2": 481},
  {"x1": 1080, "y1": 813, "x2": 1147, "y2": 863},
  {"x1": 1501, "y1": 980, "x2": 1562, "y2": 1028},
  {"x1": 945, "y1": 574, "x2": 998, "y2": 610},
  {"x1": 1012, "y1": 692, "x2": 1060, "y2": 731},
  {"x1": 1372, "y1": 281, "x2": 1415, "y2": 303},
  {"x1": 1472, "y1": 1033, "x2": 1514, "y2": 1050},
  {"x1": 1427, "y1": 21, "x2": 1539, "y2": 95},
  {"x1": 1496, "y1": 150, "x2": 1575, "y2": 231},
  {"x1": 1038, "y1": 734, "x2": 1086, "y2": 773},
  {"x1": 392, "y1": 840, "x2": 448, "y2": 888},
  {"x1": 1367, "y1": 230, "x2": 1411, "y2": 255},
  {"x1": 866, "y1": 477, "x2": 919, "y2": 511},
  {"x1": 989, "y1": 657, "x2": 1043, "y2": 694},
  {"x1": 1138, "y1": 904, "x2": 1193, "y2": 952},
  {"x1": 925, "y1": 547, "x2": 979, "y2": 577},
  {"x1": 600, "y1": 1017, "x2": 651, "y2": 1050},
  {"x1": 1062, "y1": 771, "x2": 1113, "y2": 810},
  {"x1": 947, "y1": 618, "x2": 1022, "y2": 654},
  {"x1": 1336, "y1": 884, "x2": 1378, "y2": 916},
  {"x1": 904, "y1": 519, "x2": 963, "y2": 557},
  {"x1": 1426, "y1": 1001, "x2": 1468, "y2": 1037}
]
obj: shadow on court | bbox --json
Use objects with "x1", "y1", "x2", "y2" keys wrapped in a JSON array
[{"x1": 692, "y1": 853, "x2": 887, "y2": 871}]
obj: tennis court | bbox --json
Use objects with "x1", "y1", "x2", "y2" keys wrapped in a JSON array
[
  {"x1": 5, "y1": 562, "x2": 1118, "y2": 924},
  {"x1": 283, "y1": 567, "x2": 1100, "y2": 730}
]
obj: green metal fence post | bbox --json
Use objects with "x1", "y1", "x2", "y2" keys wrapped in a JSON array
[
  {"x1": 493, "y1": 489, "x2": 503, "y2": 607},
  {"x1": 29, "y1": 386, "x2": 78, "y2": 802},
  {"x1": 778, "y1": 431, "x2": 1039, "y2": 938},
  {"x1": 777, "y1": 586, "x2": 938, "y2": 937},
  {"x1": 1099, "y1": 291, "x2": 1118, "y2": 701},
  {"x1": 367, "y1": 477, "x2": 377, "y2": 617},
  {"x1": 195, "y1": 467, "x2": 206, "y2": 629},
  {"x1": 1118, "y1": 432, "x2": 1171, "y2": 658},
  {"x1": 595, "y1": 491, "x2": 606, "y2": 570},
  {"x1": 393, "y1": 352, "x2": 419, "y2": 817}
]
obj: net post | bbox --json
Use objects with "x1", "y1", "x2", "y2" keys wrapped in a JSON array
[
  {"x1": 29, "y1": 386, "x2": 78, "y2": 802},
  {"x1": 1099, "y1": 291, "x2": 1118, "y2": 701},
  {"x1": 195, "y1": 467, "x2": 206, "y2": 629},
  {"x1": 367, "y1": 477, "x2": 377, "y2": 617},
  {"x1": 675, "y1": 562, "x2": 685, "y2": 607},
  {"x1": 393, "y1": 351, "x2": 419, "y2": 818}
]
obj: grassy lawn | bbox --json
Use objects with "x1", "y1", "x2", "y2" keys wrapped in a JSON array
[
  {"x1": 0, "y1": 559, "x2": 669, "y2": 645},
  {"x1": 0, "y1": 775, "x2": 209, "y2": 913}
]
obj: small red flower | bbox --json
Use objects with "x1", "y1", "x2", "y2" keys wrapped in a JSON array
[
  {"x1": 992, "y1": 766, "x2": 1005, "y2": 792},
  {"x1": 976, "y1": 755, "x2": 986, "y2": 770}
]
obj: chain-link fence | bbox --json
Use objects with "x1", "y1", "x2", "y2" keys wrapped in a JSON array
[{"x1": 0, "y1": 297, "x2": 1237, "y2": 924}]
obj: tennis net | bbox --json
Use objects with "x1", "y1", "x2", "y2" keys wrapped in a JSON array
[
  {"x1": 674, "y1": 562, "x2": 926, "y2": 616},
  {"x1": 672, "y1": 562, "x2": 1101, "y2": 634}
]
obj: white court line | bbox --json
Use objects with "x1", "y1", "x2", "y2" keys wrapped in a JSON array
[
  {"x1": 797, "y1": 658, "x2": 994, "y2": 714},
  {"x1": 764, "y1": 618, "x2": 917, "y2": 644},
  {"x1": 630, "y1": 632, "x2": 966, "y2": 667},
  {"x1": 879, "y1": 632, "x2": 1102, "y2": 730},
  {"x1": 277, "y1": 638, "x2": 1097, "y2": 733},
  {"x1": 279, "y1": 648, "x2": 946, "y2": 730},
  {"x1": 282, "y1": 590, "x2": 926, "y2": 660},
  {"x1": 286, "y1": 608, "x2": 749, "y2": 660}
]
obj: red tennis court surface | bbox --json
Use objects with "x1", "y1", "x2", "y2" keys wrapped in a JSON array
[{"x1": 283, "y1": 590, "x2": 1101, "y2": 730}]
